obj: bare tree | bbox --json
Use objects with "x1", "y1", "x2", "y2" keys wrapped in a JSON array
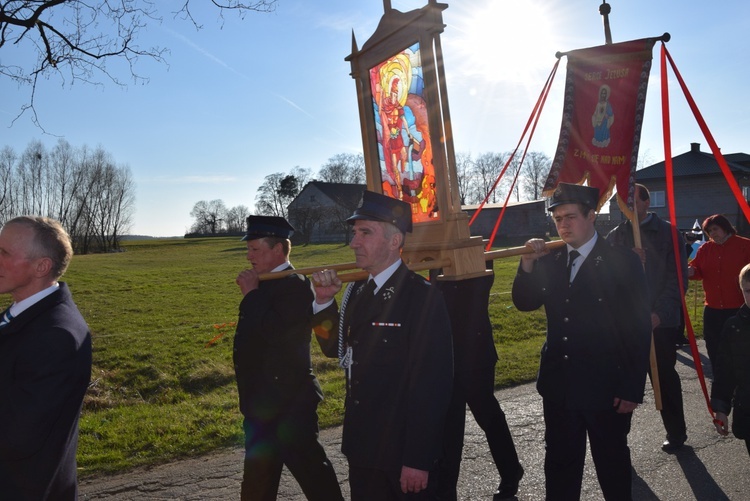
[
  {"x1": 504, "y1": 151, "x2": 524, "y2": 203},
  {"x1": 471, "y1": 152, "x2": 507, "y2": 204},
  {"x1": 454, "y1": 152, "x2": 474, "y2": 205},
  {"x1": 290, "y1": 166, "x2": 312, "y2": 191},
  {"x1": 318, "y1": 153, "x2": 365, "y2": 184},
  {"x1": 521, "y1": 151, "x2": 551, "y2": 201},
  {"x1": 0, "y1": 146, "x2": 17, "y2": 220},
  {"x1": 16, "y1": 140, "x2": 48, "y2": 216},
  {"x1": 225, "y1": 204, "x2": 250, "y2": 233},
  {"x1": 255, "y1": 171, "x2": 302, "y2": 218},
  {"x1": 0, "y1": 140, "x2": 135, "y2": 252},
  {"x1": 288, "y1": 204, "x2": 325, "y2": 245},
  {"x1": 107, "y1": 165, "x2": 135, "y2": 248},
  {"x1": 190, "y1": 199, "x2": 227, "y2": 234},
  {"x1": 1, "y1": 0, "x2": 277, "y2": 128}
]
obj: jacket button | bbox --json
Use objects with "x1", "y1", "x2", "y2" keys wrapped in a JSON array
[
  {"x1": 563, "y1": 337, "x2": 568, "y2": 342},
  {"x1": 563, "y1": 317, "x2": 569, "y2": 322},
  {"x1": 354, "y1": 400, "x2": 360, "y2": 405},
  {"x1": 563, "y1": 355, "x2": 569, "y2": 360}
]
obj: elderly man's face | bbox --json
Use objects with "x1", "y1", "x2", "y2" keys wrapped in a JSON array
[
  {"x1": 0, "y1": 224, "x2": 42, "y2": 302},
  {"x1": 349, "y1": 220, "x2": 402, "y2": 276}
]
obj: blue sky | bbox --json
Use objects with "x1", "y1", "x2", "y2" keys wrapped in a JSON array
[{"x1": 1, "y1": 0, "x2": 748, "y2": 236}]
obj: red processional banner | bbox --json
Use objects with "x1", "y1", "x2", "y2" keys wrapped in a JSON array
[{"x1": 543, "y1": 38, "x2": 657, "y2": 215}]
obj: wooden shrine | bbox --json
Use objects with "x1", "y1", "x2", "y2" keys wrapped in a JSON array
[{"x1": 346, "y1": 0, "x2": 490, "y2": 280}]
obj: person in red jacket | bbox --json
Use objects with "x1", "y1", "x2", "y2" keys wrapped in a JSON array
[{"x1": 688, "y1": 214, "x2": 750, "y2": 368}]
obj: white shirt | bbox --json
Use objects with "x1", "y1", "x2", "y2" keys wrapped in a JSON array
[{"x1": 7, "y1": 283, "x2": 60, "y2": 318}]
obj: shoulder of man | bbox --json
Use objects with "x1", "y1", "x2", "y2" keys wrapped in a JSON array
[{"x1": 595, "y1": 236, "x2": 640, "y2": 266}]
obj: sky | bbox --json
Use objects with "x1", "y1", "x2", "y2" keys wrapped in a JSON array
[{"x1": 1, "y1": 0, "x2": 748, "y2": 236}]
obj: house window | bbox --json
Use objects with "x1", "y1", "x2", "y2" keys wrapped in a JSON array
[{"x1": 651, "y1": 190, "x2": 665, "y2": 208}]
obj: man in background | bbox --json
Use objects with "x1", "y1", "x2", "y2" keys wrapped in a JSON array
[
  {"x1": 0, "y1": 216, "x2": 92, "y2": 500},
  {"x1": 435, "y1": 267, "x2": 524, "y2": 500},
  {"x1": 607, "y1": 183, "x2": 689, "y2": 452},
  {"x1": 234, "y1": 216, "x2": 343, "y2": 501}
]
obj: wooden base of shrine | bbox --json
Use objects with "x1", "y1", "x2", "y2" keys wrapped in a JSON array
[{"x1": 402, "y1": 211, "x2": 493, "y2": 281}]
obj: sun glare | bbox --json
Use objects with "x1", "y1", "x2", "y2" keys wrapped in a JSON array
[{"x1": 450, "y1": 1, "x2": 561, "y2": 86}]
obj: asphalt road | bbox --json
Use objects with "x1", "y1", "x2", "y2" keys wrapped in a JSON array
[{"x1": 79, "y1": 341, "x2": 750, "y2": 500}]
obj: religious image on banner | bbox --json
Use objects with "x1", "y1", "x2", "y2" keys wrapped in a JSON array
[
  {"x1": 543, "y1": 38, "x2": 657, "y2": 217},
  {"x1": 369, "y1": 42, "x2": 439, "y2": 223}
]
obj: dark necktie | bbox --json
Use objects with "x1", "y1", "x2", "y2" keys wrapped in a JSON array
[
  {"x1": 363, "y1": 279, "x2": 376, "y2": 296},
  {"x1": 349, "y1": 279, "x2": 373, "y2": 318},
  {"x1": 567, "y1": 250, "x2": 580, "y2": 283}
]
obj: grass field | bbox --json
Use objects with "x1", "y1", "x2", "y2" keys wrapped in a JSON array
[{"x1": 2, "y1": 237, "x2": 706, "y2": 476}]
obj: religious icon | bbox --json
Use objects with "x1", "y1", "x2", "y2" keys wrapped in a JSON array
[
  {"x1": 591, "y1": 84, "x2": 614, "y2": 148},
  {"x1": 369, "y1": 42, "x2": 439, "y2": 222}
]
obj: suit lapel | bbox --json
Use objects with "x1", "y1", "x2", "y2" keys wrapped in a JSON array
[
  {"x1": 347, "y1": 264, "x2": 408, "y2": 332},
  {"x1": 569, "y1": 237, "x2": 607, "y2": 291}
]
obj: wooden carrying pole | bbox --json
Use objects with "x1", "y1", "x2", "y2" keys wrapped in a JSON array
[
  {"x1": 258, "y1": 240, "x2": 566, "y2": 283},
  {"x1": 630, "y1": 214, "x2": 663, "y2": 411}
]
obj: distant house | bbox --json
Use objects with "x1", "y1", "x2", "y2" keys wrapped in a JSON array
[
  {"x1": 607, "y1": 142, "x2": 750, "y2": 236},
  {"x1": 464, "y1": 200, "x2": 550, "y2": 246},
  {"x1": 287, "y1": 181, "x2": 365, "y2": 244},
  {"x1": 288, "y1": 182, "x2": 552, "y2": 246}
]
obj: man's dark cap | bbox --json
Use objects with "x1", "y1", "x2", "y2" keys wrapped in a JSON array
[
  {"x1": 241, "y1": 215, "x2": 295, "y2": 241},
  {"x1": 546, "y1": 183, "x2": 600, "y2": 211},
  {"x1": 347, "y1": 190, "x2": 413, "y2": 233}
]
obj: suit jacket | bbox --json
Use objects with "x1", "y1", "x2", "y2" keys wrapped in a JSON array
[
  {"x1": 313, "y1": 263, "x2": 453, "y2": 471},
  {"x1": 512, "y1": 235, "x2": 651, "y2": 410},
  {"x1": 435, "y1": 273, "x2": 498, "y2": 374},
  {"x1": 233, "y1": 267, "x2": 323, "y2": 422},
  {"x1": 0, "y1": 283, "x2": 92, "y2": 500},
  {"x1": 711, "y1": 304, "x2": 750, "y2": 416},
  {"x1": 607, "y1": 212, "x2": 688, "y2": 329}
]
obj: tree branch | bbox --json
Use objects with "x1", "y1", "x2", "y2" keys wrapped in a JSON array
[{"x1": 1, "y1": 0, "x2": 278, "y2": 129}]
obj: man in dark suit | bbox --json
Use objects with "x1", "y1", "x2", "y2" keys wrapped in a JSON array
[
  {"x1": 435, "y1": 269, "x2": 523, "y2": 500},
  {"x1": 312, "y1": 191, "x2": 453, "y2": 500},
  {"x1": 0, "y1": 216, "x2": 92, "y2": 500},
  {"x1": 606, "y1": 183, "x2": 689, "y2": 452},
  {"x1": 234, "y1": 216, "x2": 343, "y2": 501},
  {"x1": 512, "y1": 183, "x2": 651, "y2": 500}
]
